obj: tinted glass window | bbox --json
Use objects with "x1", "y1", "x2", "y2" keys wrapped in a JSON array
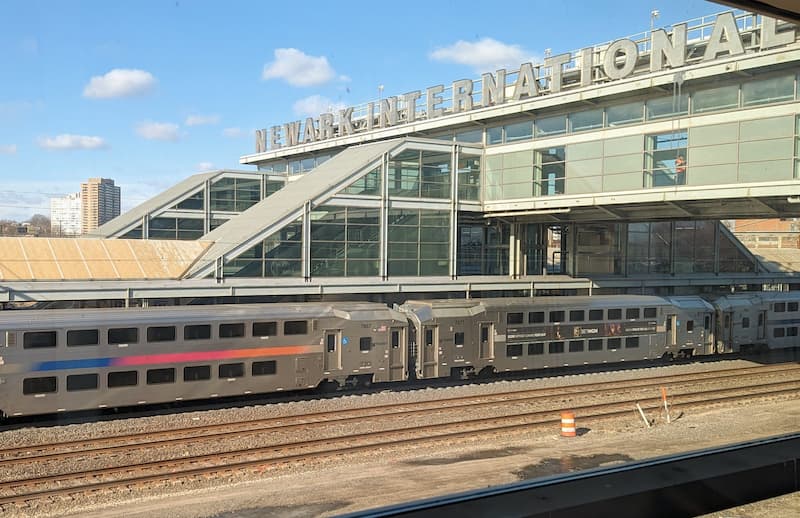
[
  {"x1": 568, "y1": 340, "x2": 584, "y2": 352},
  {"x1": 507, "y1": 312, "x2": 524, "y2": 325},
  {"x1": 528, "y1": 342, "x2": 544, "y2": 355},
  {"x1": 426, "y1": 329, "x2": 435, "y2": 346},
  {"x1": 607, "y1": 337, "x2": 622, "y2": 349},
  {"x1": 588, "y1": 339, "x2": 603, "y2": 351},
  {"x1": 147, "y1": 368, "x2": 175, "y2": 384},
  {"x1": 219, "y1": 363, "x2": 245, "y2": 378},
  {"x1": 548, "y1": 341, "x2": 565, "y2": 354},
  {"x1": 67, "y1": 373, "x2": 98, "y2": 391},
  {"x1": 774, "y1": 327, "x2": 786, "y2": 338},
  {"x1": 454, "y1": 332, "x2": 464, "y2": 346},
  {"x1": 742, "y1": 317, "x2": 750, "y2": 328},
  {"x1": 775, "y1": 302, "x2": 786, "y2": 312},
  {"x1": 626, "y1": 308, "x2": 640, "y2": 319},
  {"x1": 608, "y1": 309, "x2": 622, "y2": 320},
  {"x1": 359, "y1": 337, "x2": 372, "y2": 352},
  {"x1": 391, "y1": 331, "x2": 400, "y2": 349},
  {"x1": 23, "y1": 376, "x2": 57, "y2": 394},
  {"x1": 788, "y1": 327, "x2": 799, "y2": 337},
  {"x1": 588, "y1": 309, "x2": 604, "y2": 321},
  {"x1": 529, "y1": 312, "x2": 545, "y2": 324},
  {"x1": 252, "y1": 360, "x2": 277, "y2": 376},
  {"x1": 147, "y1": 326, "x2": 176, "y2": 343},
  {"x1": 644, "y1": 307, "x2": 657, "y2": 318},
  {"x1": 108, "y1": 371, "x2": 138, "y2": 387},
  {"x1": 184, "y1": 365, "x2": 211, "y2": 381},
  {"x1": 184, "y1": 324, "x2": 211, "y2": 340},
  {"x1": 506, "y1": 344, "x2": 523, "y2": 357},
  {"x1": 220, "y1": 323, "x2": 245, "y2": 338},
  {"x1": 686, "y1": 320, "x2": 694, "y2": 332},
  {"x1": 625, "y1": 336, "x2": 640, "y2": 348},
  {"x1": 549, "y1": 311, "x2": 565, "y2": 323},
  {"x1": 67, "y1": 329, "x2": 98, "y2": 347},
  {"x1": 108, "y1": 327, "x2": 138, "y2": 345},
  {"x1": 23, "y1": 331, "x2": 57, "y2": 349},
  {"x1": 789, "y1": 302, "x2": 799, "y2": 312},
  {"x1": 284, "y1": 320, "x2": 308, "y2": 335},
  {"x1": 253, "y1": 321, "x2": 277, "y2": 336},
  {"x1": 569, "y1": 310, "x2": 585, "y2": 322}
]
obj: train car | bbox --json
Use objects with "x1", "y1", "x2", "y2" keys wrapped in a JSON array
[
  {"x1": 714, "y1": 291, "x2": 800, "y2": 352},
  {"x1": 399, "y1": 295, "x2": 715, "y2": 379},
  {"x1": 0, "y1": 302, "x2": 407, "y2": 418}
]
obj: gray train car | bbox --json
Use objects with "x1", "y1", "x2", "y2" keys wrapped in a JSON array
[
  {"x1": 714, "y1": 291, "x2": 800, "y2": 352},
  {"x1": 400, "y1": 295, "x2": 714, "y2": 379},
  {"x1": 0, "y1": 302, "x2": 407, "y2": 418}
]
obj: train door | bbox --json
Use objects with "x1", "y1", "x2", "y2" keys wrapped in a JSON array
[
  {"x1": 757, "y1": 311, "x2": 767, "y2": 341},
  {"x1": 722, "y1": 312, "x2": 733, "y2": 349},
  {"x1": 323, "y1": 330, "x2": 341, "y2": 373},
  {"x1": 479, "y1": 322, "x2": 494, "y2": 359},
  {"x1": 389, "y1": 327, "x2": 406, "y2": 381},
  {"x1": 666, "y1": 314, "x2": 677, "y2": 347},
  {"x1": 704, "y1": 313, "x2": 713, "y2": 353},
  {"x1": 422, "y1": 325, "x2": 438, "y2": 378}
]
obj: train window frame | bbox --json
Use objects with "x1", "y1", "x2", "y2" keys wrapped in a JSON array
[
  {"x1": 220, "y1": 323, "x2": 245, "y2": 339},
  {"x1": 108, "y1": 370, "x2": 138, "y2": 387},
  {"x1": 146, "y1": 368, "x2": 176, "y2": 384},
  {"x1": 425, "y1": 328, "x2": 434, "y2": 347},
  {"x1": 184, "y1": 365, "x2": 211, "y2": 381},
  {"x1": 184, "y1": 324, "x2": 211, "y2": 341},
  {"x1": 528, "y1": 311, "x2": 545, "y2": 324},
  {"x1": 588, "y1": 338, "x2": 603, "y2": 351},
  {"x1": 507, "y1": 312, "x2": 524, "y2": 325},
  {"x1": 568, "y1": 340, "x2": 584, "y2": 352},
  {"x1": 253, "y1": 321, "x2": 277, "y2": 337},
  {"x1": 788, "y1": 327, "x2": 798, "y2": 337},
  {"x1": 284, "y1": 320, "x2": 308, "y2": 335},
  {"x1": 626, "y1": 308, "x2": 640, "y2": 319},
  {"x1": 219, "y1": 362, "x2": 245, "y2": 378},
  {"x1": 742, "y1": 317, "x2": 750, "y2": 328},
  {"x1": 147, "y1": 326, "x2": 176, "y2": 343},
  {"x1": 789, "y1": 302, "x2": 799, "y2": 312},
  {"x1": 252, "y1": 360, "x2": 277, "y2": 376},
  {"x1": 506, "y1": 343, "x2": 523, "y2": 357},
  {"x1": 66, "y1": 373, "x2": 98, "y2": 391},
  {"x1": 588, "y1": 309, "x2": 604, "y2": 321},
  {"x1": 644, "y1": 307, "x2": 657, "y2": 318},
  {"x1": 774, "y1": 302, "x2": 786, "y2": 312},
  {"x1": 569, "y1": 310, "x2": 585, "y2": 322},
  {"x1": 66, "y1": 329, "x2": 99, "y2": 347},
  {"x1": 607, "y1": 337, "x2": 622, "y2": 349},
  {"x1": 23, "y1": 376, "x2": 57, "y2": 395},
  {"x1": 108, "y1": 327, "x2": 138, "y2": 345},
  {"x1": 625, "y1": 336, "x2": 640, "y2": 348},
  {"x1": 528, "y1": 342, "x2": 544, "y2": 355},
  {"x1": 359, "y1": 337, "x2": 372, "y2": 352},
  {"x1": 391, "y1": 330, "x2": 401, "y2": 349},
  {"x1": 454, "y1": 332, "x2": 465, "y2": 346},
  {"x1": 774, "y1": 327, "x2": 786, "y2": 338},
  {"x1": 549, "y1": 310, "x2": 565, "y2": 323},
  {"x1": 548, "y1": 341, "x2": 565, "y2": 354},
  {"x1": 608, "y1": 308, "x2": 622, "y2": 320},
  {"x1": 686, "y1": 320, "x2": 694, "y2": 332},
  {"x1": 23, "y1": 330, "x2": 57, "y2": 349}
]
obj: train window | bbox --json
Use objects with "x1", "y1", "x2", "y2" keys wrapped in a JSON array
[
  {"x1": 528, "y1": 312, "x2": 545, "y2": 324},
  {"x1": 758, "y1": 313, "x2": 764, "y2": 326},
  {"x1": 569, "y1": 310, "x2": 585, "y2": 322},
  {"x1": 146, "y1": 368, "x2": 175, "y2": 384},
  {"x1": 108, "y1": 371, "x2": 138, "y2": 387},
  {"x1": 774, "y1": 328, "x2": 786, "y2": 338},
  {"x1": 549, "y1": 311, "x2": 565, "y2": 323},
  {"x1": 788, "y1": 327, "x2": 799, "y2": 337},
  {"x1": 789, "y1": 302, "x2": 799, "y2": 312},
  {"x1": 607, "y1": 337, "x2": 621, "y2": 349},
  {"x1": 23, "y1": 331, "x2": 57, "y2": 349},
  {"x1": 626, "y1": 308, "x2": 640, "y2": 319},
  {"x1": 392, "y1": 331, "x2": 401, "y2": 349},
  {"x1": 507, "y1": 312, "x2": 524, "y2": 325},
  {"x1": 253, "y1": 321, "x2": 277, "y2": 337},
  {"x1": 608, "y1": 308, "x2": 622, "y2": 320},
  {"x1": 147, "y1": 326, "x2": 176, "y2": 343},
  {"x1": 184, "y1": 324, "x2": 211, "y2": 340},
  {"x1": 252, "y1": 360, "x2": 277, "y2": 376},
  {"x1": 724, "y1": 315, "x2": 731, "y2": 327},
  {"x1": 625, "y1": 336, "x2": 640, "y2": 348},
  {"x1": 284, "y1": 320, "x2": 308, "y2": 335},
  {"x1": 704, "y1": 316, "x2": 711, "y2": 331},
  {"x1": 568, "y1": 340, "x2": 584, "y2": 352},
  {"x1": 219, "y1": 363, "x2": 245, "y2": 378},
  {"x1": 108, "y1": 327, "x2": 138, "y2": 345},
  {"x1": 742, "y1": 317, "x2": 750, "y2": 328},
  {"x1": 528, "y1": 342, "x2": 544, "y2": 355},
  {"x1": 360, "y1": 337, "x2": 372, "y2": 352},
  {"x1": 588, "y1": 339, "x2": 603, "y2": 351},
  {"x1": 184, "y1": 365, "x2": 211, "y2": 381},
  {"x1": 454, "y1": 332, "x2": 464, "y2": 346},
  {"x1": 548, "y1": 341, "x2": 564, "y2": 354},
  {"x1": 220, "y1": 323, "x2": 245, "y2": 338},
  {"x1": 67, "y1": 373, "x2": 98, "y2": 391},
  {"x1": 67, "y1": 329, "x2": 98, "y2": 347},
  {"x1": 686, "y1": 320, "x2": 694, "y2": 332},
  {"x1": 588, "y1": 309, "x2": 603, "y2": 321},
  {"x1": 506, "y1": 344, "x2": 523, "y2": 357},
  {"x1": 644, "y1": 307, "x2": 657, "y2": 318},
  {"x1": 774, "y1": 302, "x2": 786, "y2": 312},
  {"x1": 326, "y1": 334, "x2": 336, "y2": 352},
  {"x1": 23, "y1": 376, "x2": 57, "y2": 395},
  {"x1": 426, "y1": 329, "x2": 435, "y2": 347}
]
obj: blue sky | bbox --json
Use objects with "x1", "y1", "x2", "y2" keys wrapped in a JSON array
[{"x1": 0, "y1": 0, "x2": 725, "y2": 220}]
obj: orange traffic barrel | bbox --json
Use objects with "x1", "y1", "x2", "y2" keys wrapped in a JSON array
[{"x1": 560, "y1": 411, "x2": 576, "y2": 437}]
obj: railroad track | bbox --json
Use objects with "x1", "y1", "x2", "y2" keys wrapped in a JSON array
[{"x1": 1, "y1": 363, "x2": 798, "y2": 510}]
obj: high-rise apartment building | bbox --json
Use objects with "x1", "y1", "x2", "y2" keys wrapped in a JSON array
[
  {"x1": 50, "y1": 193, "x2": 82, "y2": 236},
  {"x1": 81, "y1": 178, "x2": 121, "y2": 234}
]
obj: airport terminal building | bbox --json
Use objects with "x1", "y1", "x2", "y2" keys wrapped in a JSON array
[{"x1": 3, "y1": 9, "x2": 800, "y2": 303}]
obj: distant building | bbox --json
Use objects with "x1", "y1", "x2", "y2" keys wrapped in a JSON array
[
  {"x1": 50, "y1": 193, "x2": 82, "y2": 236},
  {"x1": 81, "y1": 178, "x2": 120, "y2": 234}
]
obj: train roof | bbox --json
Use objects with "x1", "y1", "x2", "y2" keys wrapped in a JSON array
[
  {"x1": 0, "y1": 301, "x2": 405, "y2": 330},
  {"x1": 713, "y1": 291, "x2": 800, "y2": 311}
]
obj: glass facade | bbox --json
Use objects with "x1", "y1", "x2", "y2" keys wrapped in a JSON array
[
  {"x1": 536, "y1": 147, "x2": 565, "y2": 196},
  {"x1": 225, "y1": 218, "x2": 303, "y2": 277},
  {"x1": 342, "y1": 167, "x2": 381, "y2": 196},
  {"x1": 387, "y1": 209, "x2": 450, "y2": 276},
  {"x1": 310, "y1": 206, "x2": 379, "y2": 276},
  {"x1": 456, "y1": 217, "x2": 509, "y2": 276},
  {"x1": 210, "y1": 177, "x2": 261, "y2": 212},
  {"x1": 388, "y1": 150, "x2": 451, "y2": 199},
  {"x1": 149, "y1": 217, "x2": 204, "y2": 240},
  {"x1": 646, "y1": 131, "x2": 688, "y2": 187}
]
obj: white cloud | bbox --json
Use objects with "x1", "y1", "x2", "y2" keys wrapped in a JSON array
[
  {"x1": 430, "y1": 38, "x2": 537, "y2": 73},
  {"x1": 222, "y1": 127, "x2": 244, "y2": 138},
  {"x1": 0, "y1": 144, "x2": 17, "y2": 155},
  {"x1": 197, "y1": 162, "x2": 215, "y2": 172},
  {"x1": 185, "y1": 114, "x2": 220, "y2": 126},
  {"x1": 293, "y1": 95, "x2": 346, "y2": 118},
  {"x1": 37, "y1": 134, "x2": 107, "y2": 150},
  {"x1": 135, "y1": 121, "x2": 181, "y2": 141},
  {"x1": 83, "y1": 68, "x2": 157, "y2": 99},
  {"x1": 262, "y1": 48, "x2": 336, "y2": 87}
]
